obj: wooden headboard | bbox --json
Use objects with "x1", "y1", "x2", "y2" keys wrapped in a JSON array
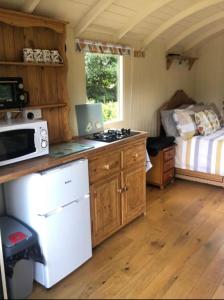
[{"x1": 158, "y1": 90, "x2": 196, "y2": 135}]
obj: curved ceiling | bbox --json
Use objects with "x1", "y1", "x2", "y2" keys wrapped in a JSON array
[{"x1": 1, "y1": 0, "x2": 224, "y2": 52}]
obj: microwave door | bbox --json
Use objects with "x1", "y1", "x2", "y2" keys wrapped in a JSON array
[{"x1": 0, "y1": 129, "x2": 36, "y2": 162}]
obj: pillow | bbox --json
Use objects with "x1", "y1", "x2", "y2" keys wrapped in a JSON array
[
  {"x1": 173, "y1": 109, "x2": 197, "y2": 140},
  {"x1": 191, "y1": 102, "x2": 223, "y2": 125},
  {"x1": 160, "y1": 110, "x2": 179, "y2": 137},
  {"x1": 194, "y1": 111, "x2": 214, "y2": 136},
  {"x1": 191, "y1": 104, "x2": 208, "y2": 113},
  {"x1": 204, "y1": 109, "x2": 221, "y2": 132},
  {"x1": 208, "y1": 103, "x2": 223, "y2": 126}
]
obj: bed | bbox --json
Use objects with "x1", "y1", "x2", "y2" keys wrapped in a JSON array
[{"x1": 159, "y1": 90, "x2": 224, "y2": 188}]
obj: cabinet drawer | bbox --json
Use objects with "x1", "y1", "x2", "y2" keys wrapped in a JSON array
[
  {"x1": 163, "y1": 148, "x2": 175, "y2": 162},
  {"x1": 163, "y1": 158, "x2": 175, "y2": 172},
  {"x1": 163, "y1": 168, "x2": 174, "y2": 183},
  {"x1": 89, "y1": 151, "x2": 121, "y2": 182},
  {"x1": 123, "y1": 142, "x2": 145, "y2": 169}
]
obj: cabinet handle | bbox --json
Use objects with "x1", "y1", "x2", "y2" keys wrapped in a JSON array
[
  {"x1": 117, "y1": 188, "x2": 123, "y2": 193},
  {"x1": 133, "y1": 153, "x2": 138, "y2": 160},
  {"x1": 103, "y1": 164, "x2": 110, "y2": 170},
  {"x1": 125, "y1": 186, "x2": 129, "y2": 192}
]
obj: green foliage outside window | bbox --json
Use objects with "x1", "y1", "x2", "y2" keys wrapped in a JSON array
[{"x1": 85, "y1": 53, "x2": 120, "y2": 122}]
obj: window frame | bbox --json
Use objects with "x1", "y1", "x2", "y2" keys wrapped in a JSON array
[{"x1": 84, "y1": 53, "x2": 124, "y2": 124}]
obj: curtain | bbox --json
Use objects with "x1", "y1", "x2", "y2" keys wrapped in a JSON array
[{"x1": 75, "y1": 39, "x2": 144, "y2": 58}]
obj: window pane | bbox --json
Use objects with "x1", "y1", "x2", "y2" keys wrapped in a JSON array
[{"x1": 84, "y1": 53, "x2": 122, "y2": 122}]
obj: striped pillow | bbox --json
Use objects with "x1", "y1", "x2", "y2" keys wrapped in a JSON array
[
  {"x1": 173, "y1": 109, "x2": 197, "y2": 140},
  {"x1": 194, "y1": 111, "x2": 214, "y2": 136}
]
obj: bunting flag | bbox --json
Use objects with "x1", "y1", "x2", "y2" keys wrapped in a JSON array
[{"x1": 75, "y1": 39, "x2": 145, "y2": 58}]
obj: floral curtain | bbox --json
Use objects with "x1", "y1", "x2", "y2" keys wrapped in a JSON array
[{"x1": 75, "y1": 39, "x2": 144, "y2": 58}]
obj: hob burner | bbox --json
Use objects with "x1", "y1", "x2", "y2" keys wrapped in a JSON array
[{"x1": 86, "y1": 129, "x2": 139, "y2": 143}]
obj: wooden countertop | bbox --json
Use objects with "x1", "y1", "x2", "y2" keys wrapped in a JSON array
[{"x1": 0, "y1": 131, "x2": 148, "y2": 184}]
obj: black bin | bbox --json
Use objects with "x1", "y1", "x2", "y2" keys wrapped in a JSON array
[{"x1": 0, "y1": 216, "x2": 38, "y2": 299}]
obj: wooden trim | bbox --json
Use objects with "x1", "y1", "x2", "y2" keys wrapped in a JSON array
[
  {"x1": 141, "y1": 0, "x2": 224, "y2": 50},
  {"x1": 176, "y1": 168, "x2": 223, "y2": 182},
  {"x1": 74, "y1": 0, "x2": 114, "y2": 37},
  {"x1": 21, "y1": 0, "x2": 40, "y2": 13},
  {"x1": 185, "y1": 23, "x2": 224, "y2": 51},
  {"x1": 175, "y1": 168, "x2": 224, "y2": 187},
  {"x1": 0, "y1": 8, "x2": 67, "y2": 33},
  {"x1": 114, "y1": 0, "x2": 172, "y2": 41},
  {"x1": 166, "y1": 11, "x2": 224, "y2": 51},
  {"x1": 0, "y1": 61, "x2": 64, "y2": 67}
]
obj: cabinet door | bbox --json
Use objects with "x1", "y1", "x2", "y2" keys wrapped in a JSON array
[
  {"x1": 122, "y1": 166, "x2": 146, "y2": 225},
  {"x1": 91, "y1": 174, "x2": 122, "y2": 247}
]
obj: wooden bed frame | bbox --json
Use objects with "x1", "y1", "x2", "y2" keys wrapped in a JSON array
[{"x1": 159, "y1": 90, "x2": 224, "y2": 188}]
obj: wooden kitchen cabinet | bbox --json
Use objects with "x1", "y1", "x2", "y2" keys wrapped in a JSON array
[
  {"x1": 90, "y1": 174, "x2": 122, "y2": 246},
  {"x1": 90, "y1": 138, "x2": 147, "y2": 247},
  {"x1": 122, "y1": 166, "x2": 146, "y2": 225}
]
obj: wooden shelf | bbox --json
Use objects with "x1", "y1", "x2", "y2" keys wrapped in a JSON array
[
  {"x1": 0, "y1": 61, "x2": 64, "y2": 67},
  {"x1": 0, "y1": 103, "x2": 67, "y2": 112},
  {"x1": 166, "y1": 54, "x2": 198, "y2": 70},
  {"x1": 29, "y1": 103, "x2": 67, "y2": 109}
]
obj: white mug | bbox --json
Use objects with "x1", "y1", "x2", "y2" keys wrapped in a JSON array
[
  {"x1": 33, "y1": 49, "x2": 44, "y2": 63},
  {"x1": 42, "y1": 49, "x2": 52, "y2": 63},
  {"x1": 23, "y1": 48, "x2": 34, "y2": 62},
  {"x1": 50, "y1": 50, "x2": 63, "y2": 64}
]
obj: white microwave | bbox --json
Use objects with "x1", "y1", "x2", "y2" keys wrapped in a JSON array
[{"x1": 0, "y1": 119, "x2": 49, "y2": 166}]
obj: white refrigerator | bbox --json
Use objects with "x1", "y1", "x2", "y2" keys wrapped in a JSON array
[{"x1": 4, "y1": 159, "x2": 92, "y2": 288}]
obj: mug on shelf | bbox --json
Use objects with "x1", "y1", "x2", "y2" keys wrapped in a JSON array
[
  {"x1": 33, "y1": 49, "x2": 44, "y2": 63},
  {"x1": 50, "y1": 50, "x2": 63, "y2": 64},
  {"x1": 42, "y1": 49, "x2": 52, "y2": 63},
  {"x1": 23, "y1": 48, "x2": 34, "y2": 62}
]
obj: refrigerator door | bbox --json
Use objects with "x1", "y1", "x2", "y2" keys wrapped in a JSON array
[
  {"x1": 35, "y1": 194, "x2": 92, "y2": 288},
  {"x1": 39, "y1": 159, "x2": 89, "y2": 214}
]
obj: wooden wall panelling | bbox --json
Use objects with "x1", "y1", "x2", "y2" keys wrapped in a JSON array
[{"x1": 0, "y1": 10, "x2": 72, "y2": 143}]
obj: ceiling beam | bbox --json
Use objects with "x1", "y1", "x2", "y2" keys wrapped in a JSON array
[
  {"x1": 141, "y1": 0, "x2": 224, "y2": 50},
  {"x1": 166, "y1": 11, "x2": 224, "y2": 51},
  {"x1": 184, "y1": 23, "x2": 224, "y2": 51},
  {"x1": 21, "y1": 0, "x2": 40, "y2": 13},
  {"x1": 114, "y1": 0, "x2": 173, "y2": 41},
  {"x1": 74, "y1": 0, "x2": 114, "y2": 37}
]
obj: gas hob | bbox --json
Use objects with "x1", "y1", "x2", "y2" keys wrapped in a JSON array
[{"x1": 87, "y1": 129, "x2": 139, "y2": 143}]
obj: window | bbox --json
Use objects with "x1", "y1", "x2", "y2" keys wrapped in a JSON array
[{"x1": 84, "y1": 53, "x2": 123, "y2": 123}]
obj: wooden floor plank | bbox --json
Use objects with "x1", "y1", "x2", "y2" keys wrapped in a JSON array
[{"x1": 30, "y1": 180, "x2": 224, "y2": 299}]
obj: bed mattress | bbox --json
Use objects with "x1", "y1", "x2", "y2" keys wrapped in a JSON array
[{"x1": 175, "y1": 128, "x2": 224, "y2": 176}]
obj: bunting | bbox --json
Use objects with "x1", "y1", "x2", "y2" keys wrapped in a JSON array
[{"x1": 75, "y1": 39, "x2": 145, "y2": 58}]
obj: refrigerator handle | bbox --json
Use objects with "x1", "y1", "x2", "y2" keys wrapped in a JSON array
[{"x1": 37, "y1": 194, "x2": 90, "y2": 218}]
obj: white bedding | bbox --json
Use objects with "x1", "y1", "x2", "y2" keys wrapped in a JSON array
[{"x1": 175, "y1": 128, "x2": 224, "y2": 176}]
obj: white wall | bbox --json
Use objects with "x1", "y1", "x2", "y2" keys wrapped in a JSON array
[
  {"x1": 194, "y1": 34, "x2": 224, "y2": 113},
  {"x1": 66, "y1": 26, "x2": 195, "y2": 137},
  {"x1": 128, "y1": 42, "x2": 195, "y2": 135}
]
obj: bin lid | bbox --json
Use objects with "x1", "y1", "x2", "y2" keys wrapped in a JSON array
[{"x1": 0, "y1": 217, "x2": 32, "y2": 248}]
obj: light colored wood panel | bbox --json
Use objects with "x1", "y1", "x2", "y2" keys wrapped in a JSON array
[
  {"x1": 141, "y1": 0, "x2": 224, "y2": 49},
  {"x1": 122, "y1": 165, "x2": 146, "y2": 224},
  {"x1": 89, "y1": 150, "x2": 121, "y2": 183},
  {"x1": 91, "y1": 174, "x2": 122, "y2": 247},
  {"x1": 176, "y1": 168, "x2": 224, "y2": 183},
  {"x1": 123, "y1": 140, "x2": 146, "y2": 169},
  {"x1": 74, "y1": 0, "x2": 114, "y2": 37}
]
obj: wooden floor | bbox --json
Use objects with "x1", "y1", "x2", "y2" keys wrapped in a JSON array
[{"x1": 31, "y1": 179, "x2": 224, "y2": 299}]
